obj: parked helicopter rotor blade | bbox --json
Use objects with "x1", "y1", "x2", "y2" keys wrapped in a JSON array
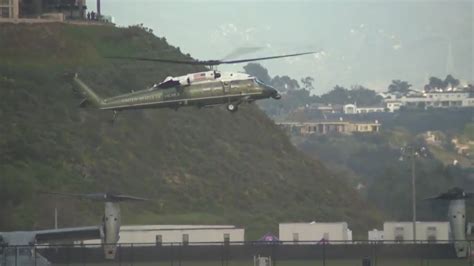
[
  {"x1": 423, "y1": 187, "x2": 474, "y2": 200},
  {"x1": 41, "y1": 191, "x2": 148, "y2": 202},
  {"x1": 108, "y1": 194, "x2": 149, "y2": 202},
  {"x1": 423, "y1": 194, "x2": 449, "y2": 201},
  {"x1": 106, "y1": 51, "x2": 319, "y2": 66},
  {"x1": 41, "y1": 191, "x2": 107, "y2": 200}
]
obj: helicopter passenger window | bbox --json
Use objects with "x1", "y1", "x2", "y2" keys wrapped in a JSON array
[{"x1": 231, "y1": 80, "x2": 241, "y2": 87}]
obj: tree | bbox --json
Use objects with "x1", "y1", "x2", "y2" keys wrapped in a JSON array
[
  {"x1": 243, "y1": 63, "x2": 271, "y2": 84},
  {"x1": 466, "y1": 84, "x2": 474, "y2": 93},
  {"x1": 426, "y1": 76, "x2": 444, "y2": 91},
  {"x1": 444, "y1": 74, "x2": 460, "y2": 89},
  {"x1": 300, "y1": 76, "x2": 315, "y2": 91},
  {"x1": 271, "y1": 75, "x2": 300, "y2": 93},
  {"x1": 463, "y1": 123, "x2": 474, "y2": 140},
  {"x1": 349, "y1": 85, "x2": 383, "y2": 106},
  {"x1": 425, "y1": 75, "x2": 460, "y2": 91},
  {"x1": 388, "y1": 80, "x2": 412, "y2": 95},
  {"x1": 320, "y1": 85, "x2": 350, "y2": 105}
]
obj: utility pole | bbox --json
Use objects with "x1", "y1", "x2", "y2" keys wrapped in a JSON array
[
  {"x1": 401, "y1": 144, "x2": 427, "y2": 243},
  {"x1": 54, "y1": 207, "x2": 58, "y2": 229},
  {"x1": 411, "y1": 147, "x2": 416, "y2": 243}
]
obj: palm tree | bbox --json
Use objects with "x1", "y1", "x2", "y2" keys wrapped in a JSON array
[
  {"x1": 427, "y1": 77, "x2": 444, "y2": 91},
  {"x1": 388, "y1": 80, "x2": 412, "y2": 95},
  {"x1": 444, "y1": 74, "x2": 460, "y2": 89}
]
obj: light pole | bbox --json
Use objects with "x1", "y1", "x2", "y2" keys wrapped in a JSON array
[
  {"x1": 54, "y1": 206, "x2": 58, "y2": 229},
  {"x1": 400, "y1": 145, "x2": 427, "y2": 243},
  {"x1": 410, "y1": 146, "x2": 416, "y2": 243}
]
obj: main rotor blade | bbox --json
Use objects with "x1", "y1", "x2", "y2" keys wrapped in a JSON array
[
  {"x1": 220, "y1": 46, "x2": 264, "y2": 61},
  {"x1": 219, "y1": 51, "x2": 319, "y2": 65},
  {"x1": 106, "y1": 56, "x2": 209, "y2": 65},
  {"x1": 106, "y1": 51, "x2": 319, "y2": 66}
]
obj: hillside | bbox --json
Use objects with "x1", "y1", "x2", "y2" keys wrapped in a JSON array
[
  {"x1": 296, "y1": 125, "x2": 474, "y2": 222},
  {"x1": 0, "y1": 23, "x2": 381, "y2": 238}
]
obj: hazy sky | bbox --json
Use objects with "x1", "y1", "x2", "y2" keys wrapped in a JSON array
[{"x1": 88, "y1": 0, "x2": 473, "y2": 94}]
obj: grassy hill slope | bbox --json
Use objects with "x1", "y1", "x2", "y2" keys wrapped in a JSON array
[
  {"x1": 0, "y1": 23, "x2": 381, "y2": 238},
  {"x1": 297, "y1": 128, "x2": 474, "y2": 222}
]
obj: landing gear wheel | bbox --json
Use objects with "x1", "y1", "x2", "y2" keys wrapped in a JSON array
[{"x1": 227, "y1": 103, "x2": 238, "y2": 112}]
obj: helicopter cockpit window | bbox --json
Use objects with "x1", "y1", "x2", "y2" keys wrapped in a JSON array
[
  {"x1": 150, "y1": 83, "x2": 158, "y2": 90},
  {"x1": 158, "y1": 79, "x2": 180, "y2": 89}
]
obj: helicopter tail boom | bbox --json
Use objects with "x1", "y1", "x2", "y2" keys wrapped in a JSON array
[{"x1": 72, "y1": 74, "x2": 104, "y2": 108}]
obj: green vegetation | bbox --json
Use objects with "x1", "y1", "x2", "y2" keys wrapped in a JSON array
[
  {"x1": 424, "y1": 74, "x2": 460, "y2": 92},
  {"x1": 297, "y1": 125, "x2": 474, "y2": 222},
  {"x1": 384, "y1": 109, "x2": 474, "y2": 134},
  {"x1": 243, "y1": 63, "x2": 383, "y2": 117},
  {"x1": 388, "y1": 80, "x2": 412, "y2": 94},
  {"x1": 0, "y1": 23, "x2": 381, "y2": 239}
]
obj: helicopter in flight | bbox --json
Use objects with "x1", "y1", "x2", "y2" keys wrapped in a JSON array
[{"x1": 72, "y1": 51, "x2": 317, "y2": 119}]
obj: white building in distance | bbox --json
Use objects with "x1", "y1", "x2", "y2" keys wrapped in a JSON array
[
  {"x1": 382, "y1": 90, "x2": 474, "y2": 112},
  {"x1": 343, "y1": 104, "x2": 386, "y2": 114},
  {"x1": 0, "y1": 0, "x2": 19, "y2": 19},
  {"x1": 279, "y1": 222, "x2": 352, "y2": 244},
  {"x1": 83, "y1": 225, "x2": 244, "y2": 246},
  {"x1": 277, "y1": 121, "x2": 381, "y2": 135},
  {"x1": 383, "y1": 222, "x2": 450, "y2": 243},
  {"x1": 368, "y1": 229, "x2": 384, "y2": 242}
]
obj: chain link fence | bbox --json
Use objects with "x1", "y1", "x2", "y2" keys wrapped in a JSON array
[{"x1": 1, "y1": 240, "x2": 473, "y2": 266}]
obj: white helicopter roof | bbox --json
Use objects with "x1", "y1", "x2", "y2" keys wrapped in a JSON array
[
  {"x1": 157, "y1": 71, "x2": 254, "y2": 89},
  {"x1": 168, "y1": 71, "x2": 252, "y2": 81},
  {"x1": 218, "y1": 71, "x2": 253, "y2": 81}
]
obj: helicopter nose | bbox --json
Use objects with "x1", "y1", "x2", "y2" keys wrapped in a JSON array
[{"x1": 256, "y1": 80, "x2": 281, "y2": 99}]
